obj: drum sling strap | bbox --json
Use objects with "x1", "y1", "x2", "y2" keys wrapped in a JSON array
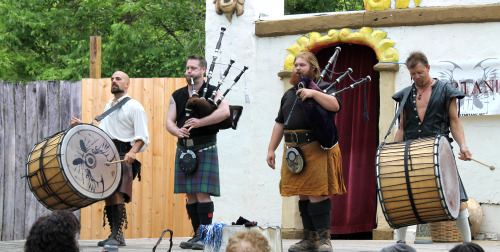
[
  {"x1": 378, "y1": 87, "x2": 425, "y2": 222},
  {"x1": 94, "y1": 97, "x2": 131, "y2": 122}
]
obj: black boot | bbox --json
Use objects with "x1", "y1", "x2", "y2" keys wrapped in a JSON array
[
  {"x1": 98, "y1": 205, "x2": 113, "y2": 246},
  {"x1": 309, "y1": 199, "x2": 333, "y2": 252},
  {"x1": 180, "y1": 203, "x2": 201, "y2": 249},
  {"x1": 289, "y1": 200, "x2": 319, "y2": 252},
  {"x1": 103, "y1": 204, "x2": 127, "y2": 246},
  {"x1": 191, "y1": 202, "x2": 214, "y2": 250}
]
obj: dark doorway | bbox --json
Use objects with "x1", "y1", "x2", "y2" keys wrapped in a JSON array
[{"x1": 316, "y1": 44, "x2": 380, "y2": 236}]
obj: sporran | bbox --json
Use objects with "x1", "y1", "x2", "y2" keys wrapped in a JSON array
[
  {"x1": 179, "y1": 149, "x2": 197, "y2": 174},
  {"x1": 285, "y1": 146, "x2": 305, "y2": 173}
]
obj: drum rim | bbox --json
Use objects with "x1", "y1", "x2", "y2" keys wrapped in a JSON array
[
  {"x1": 434, "y1": 135, "x2": 461, "y2": 220},
  {"x1": 25, "y1": 134, "x2": 61, "y2": 210},
  {"x1": 60, "y1": 123, "x2": 122, "y2": 200},
  {"x1": 375, "y1": 144, "x2": 395, "y2": 228}
]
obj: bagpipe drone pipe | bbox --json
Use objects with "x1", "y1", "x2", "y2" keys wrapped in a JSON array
[
  {"x1": 185, "y1": 27, "x2": 248, "y2": 130},
  {"x1": 286, "y1": 47, "x2": 371, "y2": 149}
]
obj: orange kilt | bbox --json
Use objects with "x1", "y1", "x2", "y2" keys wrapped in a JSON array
[{"x1": 280, "y1": 130, "x2": 346, "y2": 197}]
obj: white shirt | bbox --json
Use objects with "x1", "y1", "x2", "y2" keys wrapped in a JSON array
[{"x1": 99, "y1": 94, "x2": 149, "y2": 153}]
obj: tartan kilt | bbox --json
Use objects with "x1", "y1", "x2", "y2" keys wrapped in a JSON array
[{"x1": 174, "y1": 142, "x2": 220, "y2": 196}]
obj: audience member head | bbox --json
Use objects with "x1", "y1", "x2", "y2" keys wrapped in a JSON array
[
  {"x1": 449, "y1": 243, "x2": 485, "y2": 252},
  {"x1": 226, "y1": 230, "x2": 271, "y2": 252},
  {"x1": 380, "y1": 243, "x2": 417, "y2": 252},
  {"x1": 24, "y1": 210, "x2": 81, "y2": 252}
]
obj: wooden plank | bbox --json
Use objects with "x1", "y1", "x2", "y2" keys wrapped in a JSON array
[
  {"x1": 36, "y1": 81, "x2": 51, "y2": 217},
  {"x1": 14, "y1": 82, "x2": 27, "y2": 240},
  {"x1": 59, "y1": 81, "x2": 72, "y2": 130},
  {"x1": 79, "y1": 79, "x2": 93, "y2": 239},
  {"x1": 72, "y1": 81, "x2": 82, "y2": 121},
  {"x1": 0, "y1": 81, "x2": 5, "y2": 238},
  {"x1": 47, "y1": 81, "x2": 60, "y2": 134},
  {"x1": 89, "y1": 36, "x2": 102, "y2": 78},
  {"x1": 24, "y1": 81, "x2": 39, "y2": 237},
  {"x1": 151, "y1": 78, "x2": 165, "y2": 238},
  {"x1": 129, "y1": 77, "x2": 144, "y2": 238},
  {"x1": 94, "y1": 78, "x2": 110, "y2": 240},
  {"x1": 2, "y1": 81, "x2": 16, "y2": 240},
  {"x1": 140, "y1": 78, "x2": 153, "y2": 238}
]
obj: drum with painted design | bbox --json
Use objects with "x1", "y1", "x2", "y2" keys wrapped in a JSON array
[{"x1": 26, "y1": 124, "x2": 121, "y2": 211}]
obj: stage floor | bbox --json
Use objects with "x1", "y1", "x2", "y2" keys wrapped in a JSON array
[{"x1": 2, "y1": 238, "x2": 499, "y2": 251}]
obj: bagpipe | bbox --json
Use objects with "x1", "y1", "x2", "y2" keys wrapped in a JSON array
[
  {"x1": 185, "y1": 27, "x2": 248, "y2": 130},
  {"x1": 286, "y1": 47, "x2": 371, "y2": 149}
]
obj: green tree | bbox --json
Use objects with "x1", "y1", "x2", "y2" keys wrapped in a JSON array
[
  {"x1": 285, "y1": 0, "x2": 364, "y2": 14},
  {"x1": 0, "y1": 0, "x2": 205, "y2": 81}
]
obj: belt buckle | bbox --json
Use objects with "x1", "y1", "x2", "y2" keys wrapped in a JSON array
[
  {"x1": 186, "y1": 139, "x2": 194, "y2": 147},
  {"x1": 291, "y1": 132, "x2": 299, "y2": 146}
]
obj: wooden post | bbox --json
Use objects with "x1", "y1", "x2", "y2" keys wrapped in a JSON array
[{"x1": 90, "y1": 36, "x2": 101, "y2": 79}]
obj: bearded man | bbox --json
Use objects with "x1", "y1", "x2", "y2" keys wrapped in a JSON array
[
  {"x1": 165, "y1": 55, "x2": 230, "y2": 250},
  {"x1": 266, "y1": 52, "x2": 346, "y2": 252}
]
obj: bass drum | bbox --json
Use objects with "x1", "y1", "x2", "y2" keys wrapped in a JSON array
[
  {"x1": 26, "y1": 124, "x2": 122, "y2": 211},
  {"x1": 376, "y1": 135, "x2": 460, "y2": 228}
]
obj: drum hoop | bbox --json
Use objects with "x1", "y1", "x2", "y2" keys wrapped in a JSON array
[
  {"x1": 25, "y1": 135, "x2": 63, "y2": 210},
  {"x1": 25, "y1": 140, "x2": 40, "y2": 195},
  {"x1": 434, "y1": 135, "x2": 460, "y2": 220},
  {"x1": 60, "y1": 123, "x2": 122, "y2": 200},
  {"x1": 374, "y1": 148, "x2": 392, "y2": 226}
]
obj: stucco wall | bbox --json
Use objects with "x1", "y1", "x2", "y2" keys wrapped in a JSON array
[{"x1": 205, "y1": 0, "x2": 500, "y2": 239}]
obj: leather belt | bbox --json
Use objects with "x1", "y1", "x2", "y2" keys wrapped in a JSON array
[
  {"x1": 284, "y1": 132, "x2": 316, "y2": 145},
  {"x1": 178, "y1": 135, "x2": 217, "y2": 147}
]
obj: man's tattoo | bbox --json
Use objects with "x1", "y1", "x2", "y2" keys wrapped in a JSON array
[{"x1": 168, "y1": 98, "x2": 175, "y2": 111}]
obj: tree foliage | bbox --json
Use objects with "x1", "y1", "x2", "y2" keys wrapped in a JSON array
[
  {"x1": 285, "y1": 0, "x2": 364, "y2": 14},
  {"x1": 0, "y1": 0, "x2": 205, "y2": 81}
]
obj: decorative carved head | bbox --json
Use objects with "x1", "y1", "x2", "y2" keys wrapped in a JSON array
[{"x1": 213, "y1": 0, "x2": 245, "y2": 22}]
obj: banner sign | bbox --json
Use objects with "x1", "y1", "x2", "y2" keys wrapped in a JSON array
[{"x1": 430, "y1": 58, "x2": 500, "y2": 116}]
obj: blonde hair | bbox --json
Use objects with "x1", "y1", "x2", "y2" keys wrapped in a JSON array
[
  {"x1": 294, "y1": 52, "x2": 321, "y2": 80},
  {"x1": 226, "y1": 230, "x2": 271, "y2": 252}
]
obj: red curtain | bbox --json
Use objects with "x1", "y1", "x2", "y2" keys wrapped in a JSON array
[{"x1": 316, "y1": 44, "x2": 379, "y2": 234}]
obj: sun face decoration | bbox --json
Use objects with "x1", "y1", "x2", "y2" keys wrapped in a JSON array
[
  {"x1": 284, "y1": 27, "x2": 399, "y2": 70},
  {"x1": 214, "y1": 0, "x2": 245, "y2": 22}
]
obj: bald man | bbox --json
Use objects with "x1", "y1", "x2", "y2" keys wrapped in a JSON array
[{"x1": 70, "y1": 71, "x2": 149, "y2": 247}]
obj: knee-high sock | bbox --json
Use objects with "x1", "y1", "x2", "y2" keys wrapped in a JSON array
[
  {"x1": 395, "y1": 226, "x2": 408, "y2": 242},
  {"x1": 456, "y1": 209, "x2": 472, "y2": 243},
  {"x1": 186, "y1": 203, "x2": 200, "y2": 233},
  {"x1": 197, "y1": 202, "x2": 214, "y2": 225},
  {"x1": 308, "y1": 198, "x2": 332, "y2": 230},
  {"x1": 298, "y1": 200, "x2": 315, "y2": 231}
]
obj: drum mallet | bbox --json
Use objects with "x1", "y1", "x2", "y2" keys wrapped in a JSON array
[
  {"x1": 105, "y1": 160, "x2": 125, "y2": 166},
  {"x1": 470, "y1": 158, "x2": 495, "y2": 170}
]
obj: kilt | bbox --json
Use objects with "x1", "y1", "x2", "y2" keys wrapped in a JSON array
[
  {"x1": 280, "y1": 130, "x2": 346, "y2": 197},
  {"x1": 113, "y1": 140, "x2": 134, "y2": 203},
  {"x1": 174, "y1": 142, "x2": 220, "y2": 196},
  {"x1": 118, "y1": 160, "x2": 133, "y2": 203}
]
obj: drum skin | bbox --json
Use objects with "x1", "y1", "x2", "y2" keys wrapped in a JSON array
[
  {"x1": 376, "y1": 135, "x2": 460, "y2": 229},
  {"x1": 26, "y1": 124, "x2": 121, "y2": 211}
]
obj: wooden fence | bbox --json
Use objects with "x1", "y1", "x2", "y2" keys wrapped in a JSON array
[{"x1": 0, "y1": 78, "x2": 192, "y2": 241}]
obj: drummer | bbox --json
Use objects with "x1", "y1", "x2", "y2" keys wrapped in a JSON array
[
  {"x1": 392, "y1": 51, "x2": 472, "y2": 243},
  {"x1": 69, "y1": 71, "x2": 149, "y2": 247}
]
